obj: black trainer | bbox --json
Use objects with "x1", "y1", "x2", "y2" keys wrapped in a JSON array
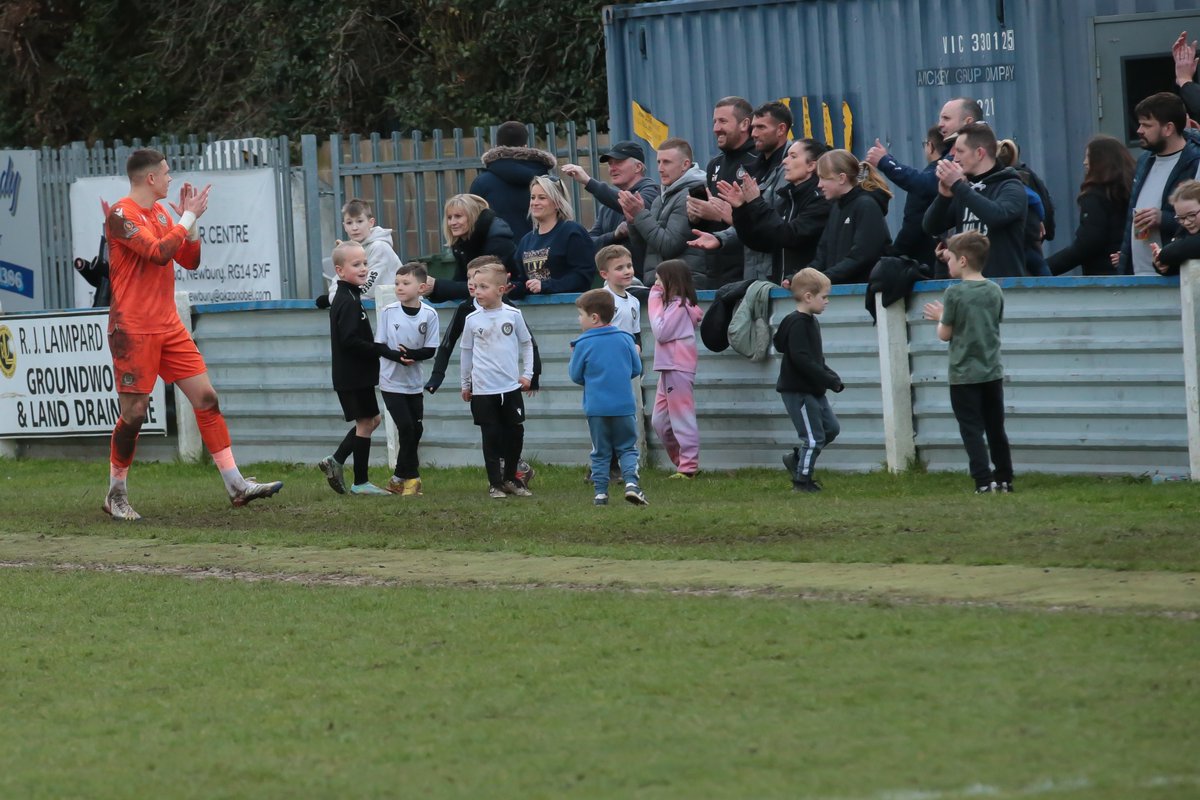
[{"x1": 782, "y1": 448, "x2": 799, "y2": 477}]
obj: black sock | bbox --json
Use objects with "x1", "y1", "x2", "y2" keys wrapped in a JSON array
[
  {"x1": 352, "y1": 436, "x2": 371, "y2": 485},
  {"x1": 333, "y1": 428, "x2": 356, "y2": 463}
]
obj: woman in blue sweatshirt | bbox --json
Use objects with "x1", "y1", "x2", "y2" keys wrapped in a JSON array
[{"x1": 512, "y1": 175, "x2": 596, "y2": 297}]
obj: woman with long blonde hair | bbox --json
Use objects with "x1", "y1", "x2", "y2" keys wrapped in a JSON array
[{"x1": 512, "y1": 175, "x2": 595, "y2": 297}]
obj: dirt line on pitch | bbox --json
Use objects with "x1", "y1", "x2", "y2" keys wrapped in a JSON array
[{"x1": 0, "y1": 534, "x2": 1197, "y2": 614}]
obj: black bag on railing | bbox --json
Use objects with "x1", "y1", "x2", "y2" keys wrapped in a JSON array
[{"x1": 73, "y1": 233, "x2": 111, "y2": 307}]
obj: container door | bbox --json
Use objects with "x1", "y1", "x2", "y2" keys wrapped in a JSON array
[{"x1": 1094, "y1": 11, "x2": 1200, "y2": 146}]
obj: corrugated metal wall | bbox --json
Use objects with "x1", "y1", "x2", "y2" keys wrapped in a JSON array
[
  {"x1": 188, "y1": 277, "x2": 1187, "y2": 477},
  {"x1": 603, "y1": 0, "x2": 1200, "y2": 258}
]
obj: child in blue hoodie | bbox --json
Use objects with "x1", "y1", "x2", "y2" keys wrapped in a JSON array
[{"x1": 568, "y1": 289, "x2": 648, "y2": 507}]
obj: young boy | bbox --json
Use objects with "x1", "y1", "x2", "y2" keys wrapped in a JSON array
[
  {"x1": 318, "y1": 241, "x2": 411, "y2": 496},
  {"x1": 595, "y1": 243, "x2": 645, "y2": 482},
  {"x1": 318, "y1": 198, "x2": 402, "y2": 307},
  {"x1": 774, "y1": 267, "x2": 845, "y2": 492},
  {"x1": 596, "y1": 244, "x2": 642, "y2": 349},
  {"x1": 460, "y1": 262, "x2": 536, "y2": 499},
  {"x1": 376, "y1": 262, "x2": 440, "y2": 496},
  {"x1": 922, "y1": 230, "x2": 1013, "y2": 493},
  {"x1": 569, "y1": 289, "x2": 649, "y2": 506}
]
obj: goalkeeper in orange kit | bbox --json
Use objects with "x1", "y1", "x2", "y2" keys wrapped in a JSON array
[{"x1": 102, "y1": 148, "x2": 282, "y2": 520}]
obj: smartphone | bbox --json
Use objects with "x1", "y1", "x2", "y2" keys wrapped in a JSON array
[{"x1": 688, "y1": 186, "x2": 709, "y2": 201}]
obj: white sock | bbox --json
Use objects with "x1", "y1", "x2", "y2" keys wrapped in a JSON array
[
  {"x1": 219, "y1": 467, "x2": 248, "y2": 494},
  {"x1": 108, "y1": 475, "x2": 127, "y2": 493}
]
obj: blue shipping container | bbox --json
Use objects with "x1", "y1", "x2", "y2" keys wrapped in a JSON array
[{"x1": 603, "y1": 0, "x2": 1200, "y2": 258}]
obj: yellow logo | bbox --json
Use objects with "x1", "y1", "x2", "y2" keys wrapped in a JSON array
[{"x1": 0, "y1": 325, "x2": 15, "y2": 378}]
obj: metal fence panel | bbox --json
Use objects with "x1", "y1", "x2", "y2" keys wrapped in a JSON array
[{"x1": 190, "y1": 278, "x2": 1189, "y2": 477}]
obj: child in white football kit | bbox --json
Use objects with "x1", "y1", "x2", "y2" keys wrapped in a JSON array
[
  {"x1": 375, "y1": 263, "x2": 440, "y2": 496},
  {"x1": 460, "y1": 262, "x2": 536, "y2": 499}
]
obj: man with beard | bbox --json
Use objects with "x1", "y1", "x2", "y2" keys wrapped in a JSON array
[
  {"x1": 922, "y1": 122, "x2": 1027, "y2": 278},
  {"x1": 1119, "y1": 92, "x2": 1200, "y2": 275},
  {"x1": 687, "y1": 96, "x2": 759, "y2": 287},
  {"x1": 687, "y1": 102, "x2": 793, "y2": 282}
]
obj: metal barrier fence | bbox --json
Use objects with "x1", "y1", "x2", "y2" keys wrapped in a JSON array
[
  {"x1": 37, "y1": 135, "x2": 296, "y2": 309},
  {"x1": 298, "y1": 120, "x2": 608, "y2": 292},
  {"x1": 35, "y1": 121, "x2": 606, "y2": 308}
]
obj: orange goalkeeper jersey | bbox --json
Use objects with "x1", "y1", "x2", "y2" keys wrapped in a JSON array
[{"x1": 106, "y1": 197, "x2": 201, "y2": 334}]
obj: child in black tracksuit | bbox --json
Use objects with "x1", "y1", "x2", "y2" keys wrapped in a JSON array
[
  {"x1": 775, "y1": 267, "x2": 845, "y2": 492},
  {"x1": 317, "y1": 241, "x2": 411, "y2": 496}
]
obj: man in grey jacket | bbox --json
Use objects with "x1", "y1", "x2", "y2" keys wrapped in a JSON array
[
  {"x1": 561, "y1": 141, "x2": 661, "y2": 279},
  {"x1": 619, "y1": 138, "x2": 709, "y2": 287}
]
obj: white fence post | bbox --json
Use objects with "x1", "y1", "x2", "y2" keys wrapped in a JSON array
[
  {"x1": 1180, "y1": 262, "x2": 1200, "y2": 481},
  {"x1": 175, "y1": 291, "x2": 203, "y2": 462},
  {"x1": 876, "y1": 293, "x2": 916, "y2": 472}
]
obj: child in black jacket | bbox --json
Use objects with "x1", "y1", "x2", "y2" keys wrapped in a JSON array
[
  {"x1": 775, "y1": 268, "x2": 845, "y2": 492},
  {"x1": 1152, "y1": 180, "x2": 1200, "y2": 276},
  {"x1": 318, "y1": 241, "x2": 412, "y2": 496}
]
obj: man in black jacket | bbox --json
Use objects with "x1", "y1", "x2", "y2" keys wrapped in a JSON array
[
  {"x1": 922, "y1": 122, "x2": 1027, "y2": 278},
  {"x1": 688, "y1": 96, "x2": 759, "y2": 288}
]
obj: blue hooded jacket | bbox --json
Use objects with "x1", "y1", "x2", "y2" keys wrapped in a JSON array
[{"x1": 568, "y1": 325, "x2": 642, "y2": 417}]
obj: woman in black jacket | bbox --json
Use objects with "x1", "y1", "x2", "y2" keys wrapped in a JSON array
[
  {"x1": 1046, "y1": 135, "x2": 1134, "y2": 276},
  {"x1": 719, "y1": 138, "x2": 833, "y2": 284},
  {"x1": 423, "y1": 193, "x2": 515, "y2": 302},
  {"x1": 809, "y1": 149, "x2": 893, "y2": 285}
]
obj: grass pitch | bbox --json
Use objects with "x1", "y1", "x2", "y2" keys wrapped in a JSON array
[{"x1": 2, "y1": 458, "x2": 1197, "y2": 798}]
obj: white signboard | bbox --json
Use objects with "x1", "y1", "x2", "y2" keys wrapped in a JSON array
[
  {"x1": 0, "y1": 311, "x2": 167, "y2": 438},
  {"x1": 69, "y1": 169, "x2": 281, "y2": 307},
  {"x1": 0, "y1": 150, "x2": 45, "y2": 312}
]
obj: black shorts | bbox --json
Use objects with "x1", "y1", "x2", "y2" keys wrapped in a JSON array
[
  {"x1": 337, "y1": 387, "x2": 380, "y2": 422},
  {"x1": 470, "y1": 389, "x2": 526, "y2": 427}
]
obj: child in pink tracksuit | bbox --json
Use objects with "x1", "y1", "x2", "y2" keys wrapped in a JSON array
[{"x1": 648, "y1": 259, "x2": 704, "y2": 477}]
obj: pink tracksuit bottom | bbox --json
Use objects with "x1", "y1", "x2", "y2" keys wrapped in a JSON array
[{"x1": 651, "y1": 369, "x2": 699, "y2": 474}]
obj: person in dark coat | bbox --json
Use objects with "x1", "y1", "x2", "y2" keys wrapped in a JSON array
[
  {"x1": 469, "y1": 121, "x2": 557, "y2": 240},
  {"x1": 423, "y1": 194, "x2": 516, "y2": 303},
  {"x1": 1047, "y1": 135, "x2": 1135, "y2": 276},
  {"x1": 688, "y1": 96, "x2": 760, "y2": 288},
  {"x1": 923, "y1": 122, "x2": 1028, "y2": 279},
  {"x1": 716, "y1": 137, "x2": 833, "y2": 284},
  {"x1": 867, "y1": 126, "x2": 945, "y2": 267},
  {"x1": 808, "y1": 149, "x2": 893, "y2": 285}
]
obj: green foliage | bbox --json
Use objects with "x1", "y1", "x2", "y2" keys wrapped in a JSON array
[{"x1": 0, "y1": 0, "x2": 613, "y2": 146}]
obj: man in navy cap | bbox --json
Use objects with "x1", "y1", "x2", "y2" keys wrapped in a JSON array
[{"x1": 562, "y1": 140, "x2": 661, "y2": 279}]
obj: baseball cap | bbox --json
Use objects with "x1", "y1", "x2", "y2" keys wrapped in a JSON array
[{"x1": 599, "y1": 141, "x2": 646, "y2": 164}]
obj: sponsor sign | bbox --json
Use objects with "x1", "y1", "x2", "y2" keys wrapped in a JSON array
[
  {"x1": 0, "y1": 150, "x2": 45, "y2": 311},
  {"x1": 70, "y1": 169, "x2": 281, "y2": 307},
  {"x1": 0, "y1": 311, "x2": 166, "y2": 437}
]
